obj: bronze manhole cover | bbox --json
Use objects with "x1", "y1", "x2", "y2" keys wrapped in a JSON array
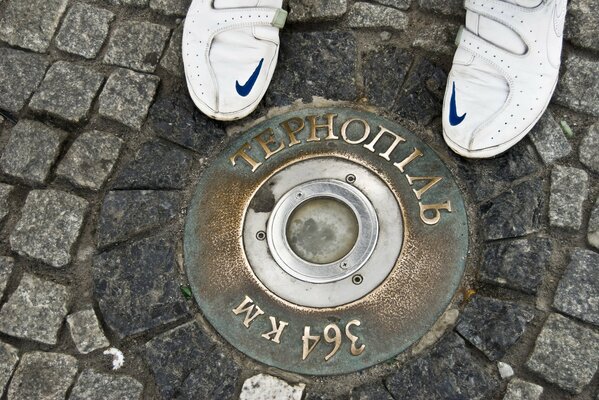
[{"x1": 184, "y1": 107, "x2": 469, "y2": 375}]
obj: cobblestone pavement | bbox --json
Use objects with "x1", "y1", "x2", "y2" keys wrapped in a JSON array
[{"x1": 0, "y1": 0, "x2": 598, "y2": 399}]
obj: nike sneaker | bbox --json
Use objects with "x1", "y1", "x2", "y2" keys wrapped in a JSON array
[
  {"x1": 183, "y1": 0, "x2": 287, "y2": 121},
  {"x1": 442, "y1": 0, "x2": 567, "y2": 158}
]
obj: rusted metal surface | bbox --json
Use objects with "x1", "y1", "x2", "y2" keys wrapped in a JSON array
[{"x1": 184, "y1": 107, "x2": 468, "y2": 375}]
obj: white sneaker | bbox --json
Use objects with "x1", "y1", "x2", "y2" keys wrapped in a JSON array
[
  {"x1": 183, "y1": 0, "x2": 287, "y2": 121},
  {"x1": 442, "y1": 0, "x2": 567, "y2": 158}
]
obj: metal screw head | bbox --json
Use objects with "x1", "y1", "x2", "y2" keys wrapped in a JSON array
[
  {"x1": 352, "y1": 275, "x2": 363, "y2": 285},
  {"x1": 340, "y1": 261, "x2": 349, "y2": 270},
  {"x1": 346, "y1": 174, "x2": 356, "y2": 184},
  {"x1": 256, "y1": 231, "x2": 266, "y2": 241},
  {"x1": 296, "y1": 192, "x2": 303, "y2": 199}
]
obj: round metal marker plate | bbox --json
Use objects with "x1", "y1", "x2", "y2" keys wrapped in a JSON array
[{"x1": 185, "y1": 108, "x2": 468, "y2": 375}]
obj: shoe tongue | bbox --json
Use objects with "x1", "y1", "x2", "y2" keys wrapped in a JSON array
[{"x1": 465, "y1": 0, "x2": 541, "y2": 55}]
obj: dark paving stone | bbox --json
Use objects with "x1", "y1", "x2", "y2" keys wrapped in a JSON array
[
  {"x1": 549, "y1": 165, "x2": 588, "y2": 230},
  {"x1": 29, "y1": 61, "x2": 104, "y2": 123},
  {"x1": 150, "y1": 0, "x2": 191, "y2": 16},
  {"x1": 70, "y1": 370, "x2": 143, "y2": 400},
  {"x1": 145, "y1": 322, "x2": 215, "y2": 399},
  {"x1": 394, "y1": 58, "x2": 447, "y2": 125},
  {"x1": 66, "y1": 309, "x2": 110, "y2": 354},
  {"x1": 111, "y1": 140, "x2": 193, "y2": 190},
  {"x1": 104, "y1": 22, "x2": 170, "y2": 73},
  {"x1": 480, "y1": 237, "x2": 552, "y2": 295},
  {"x1": 589, "y1": 198, "x2": 599, "y2": 250},
  {"x1": 580, "y1": 122, "x2": 599, "y2": 174},
  {"x1": 527, "y1": 313, "x2": 599, "y2": 394},
  {"x1": 305, "y1": 392, "x2": 340, "y2": 400},
  {"x1": 55, "y1": 3, "x2": 115, "y2": 59},
  {"x1": 417, "y1": 0, "x2": 464, "y2": 16},
  {"x1": 456, "y1": 296, "x2": 535, "y2": 361},
  {"x1": 373, "y1": 0, "x2": 411, "y2": 8},
  {"x1": 0, "y1": 257, "x2": 14, "y2": 301},
  {"x1": 554, "y1": 249, "x2": 599, "y2": 326},
  {"x1": 0, "y1": 340, "x2": 18, "y2": 397},
  {"x1": 56, "y1": 131, "x2": 123, "y2": 190},
  {"x1": 98, "y1": 68, "x2": 160, "y2": 129},
  {"x1": 10, "y1": 189, "x2": 88, "y2": 267},
  {"x1": 0, "y1": 184, "x2": 14, "y2": 223},
  {"x1": 0, "y1": 0, "x2": 68, "y2": 52},
  {"x1": 159, "y1": 23, "x2": 183, "y2": 76},
  {"x1": 7, "y1": 352, "x2": 78, "y2": 399},
  {"x1": 350, "y1": 381, "x2": 393, "y2": 399},
  {"x1": 566, "y1": 0, "x2": 599, "y2": 52},
  {"x1": 288, "y1": 0, "x2": 348, "y2": 22},
  {"x1": 529, "y1": 110, "x2": 572, "y2": 164},
  {"x1": 0, "y1": 273, "x2": 69, "y2": 345},
  {"x1": 0, "y1": 120, "x2": 67, "y2": 185},
  {"x1": 146, "y1": 92, "x2": 226, "y2": 155},
  {"x1": 264, "y1": 31, "x2": 358, "y2": 107},
  {"x1": 177, "y1": 351, "x2": 240, "y2": 400},
  {"x1": 385, "y1": 333, "x2": 499, "y2": 400},
  {"x1": 555, "y1": 52, "x2": 599, "y2": 116},
  {"x1": 0, "y1": 48, "x2": 49, "y2": 113},
  {"x1": 480, "y1": 179, "x2": 545, "y2": 241},
  {"x1": 96, "y1": 190, "x2": 180, "y2": 247},
  {"x1": 106, "y1": 0, "x2": 149, "y2": 5},
  {"x1": 346, "y1": 3, "x2": 409, "y2": 30},
  {"x1": 362, "y1": 45, "x2": 413, "y2": 109},
  {"x1": 93, "y1": 235, "x2": 188, "y2": 338}
]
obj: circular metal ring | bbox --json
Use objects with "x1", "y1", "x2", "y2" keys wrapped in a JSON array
[{"x1": 267, "y1": 179, "x2": 379, "y2": 284}]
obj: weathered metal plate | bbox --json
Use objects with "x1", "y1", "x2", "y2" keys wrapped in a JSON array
[{"x1": 184, "y1": 107, "x2": 468, "y2": 375}]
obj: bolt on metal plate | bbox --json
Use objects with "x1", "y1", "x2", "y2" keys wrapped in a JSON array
[{"x1": 184, "y1": 107, "x2": 469, "y2": 375}]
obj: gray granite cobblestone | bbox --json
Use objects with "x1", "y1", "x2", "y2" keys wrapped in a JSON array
[
  {"x1": 69, "y1": 370, "x2": 143, "y2": 400},
  {"x1": 0, "y1": 0, "x2": 68, "y2": 52},
  {"x1": 417, "y1": 0, "x2": 464, "y2": 16},
  {"x1": 580, "y1": 122, "x2": 599, "y2": 173},
  {"x1": 527, "y1": 313, "x2": 599, "y2": 394},
  {"x1": 556, "y1": 52, "x2": 599, "y2": 116},
  {"x1": 0, "y1": 120, "x2": 66, "y2": 185},
  {"x1": 67, "y1": 309, "x2": 110, "y2": 354},
  {"x1": 98, "y1": 68, "x2": 160, "y2": 129},
  {"x1": 350, "y1": 381, "x2": 393, "y2": 399},
  {"x1": 588, "y1": 198, "x2": 599, "y2": 250},
  {"x1": 10, "y1": 189, "x2": 88, "y2": 267},
  {"x1": 347, "y1": 3, "x2": 409, "y2": 30},
  {"x1": 412, "y1": 20, "x2": 460, "y2": 55},
  {"x1": 150, "y1": 0, "x2": 191, "y2": 16},
  {"x1": 553, "y1": 249, "x2": 599, "y2": 326},
  {"x1": 0, "y1": 48, "x2": 49, "y2": 113},
  {"x1": 160, "y1": 24, "x2": 184, "y2": 76},
  {"x1": 566, "y1": 0, "x2": 599, "y2": 52},
  {"x1": 29, "y1": 61, "x2": 104, "y2": 123},
  {"x1": 55, "y1": 3, "x2": 115, "y2": 59},
  {"x1": 502, "y1": 378, "x2": 543, "y2": 400},
  {"x1": 0, "y1": 340, "x2": 18, "y2": 397},
  {"x1": 0, "y1": 184, "x2": 14, "y2": 223},
  {"x1": 288, "y1": 0, "x2": 348, "y2": 22},
  {"x1": 529, "y1": 111, "x2": 572, "y2": 164},
  {"x1": 549, "y1": 165, "x2": 588, "y2": 230},
  {"x1": 104, "y1": 22, "x2": 171, "y2": 73},
  {"x1": 0, "y1": 257, "x2": 14, "y2": 301},
  {"x1": 57, "y1": 131, "x2": 123, "y2": 190},
  {"x1": 0, "y1": 274, "x2": 69, "y2": 345},
  {"x1": 362, "y1": 45, "x2": 413, "y2": 108},
  {"x1": 7, "y1": 352, "x2": 78, "y2": 400}
]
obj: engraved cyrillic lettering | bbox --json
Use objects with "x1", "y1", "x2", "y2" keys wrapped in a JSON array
[
  {"x1": 364, "y1": 126, "x2": 406, "y2": 160},
  {"x1": 419, "y1": 201, "x2": 453, "y2": 225},
  {"x1": 261, "y1": 316, "x2": 289, "y2": 344},
  {"x1": 280, "y1": 117, "x2": 305, "y2": 147},
  {"x1": 232, "y1": 296, "x2": 265, "y2": 328},
  {"x1": 302, "y1": 326, "x2": 321, "y2": 361},
  {"x1": 394, "y1": 148, "x2": 423, "y2": 172},
  {"x1": 307, "y1": 114, "x2": 338, "y2": 142},
  {"x1": 345, "y1": 320, "x2": 366, "y2": 356},
  {"x1": 254, "y1": 128, "x2": 285, "y2": 160},
  {"x1": 230, "y1": 143, "x2": 262, "y2": 172},
  {"x1": 340, "y1": 118, "x2": 370, "y2": 145},
  {"x1": 406, "y1": 176, "x2": 443, "y2": 200}
]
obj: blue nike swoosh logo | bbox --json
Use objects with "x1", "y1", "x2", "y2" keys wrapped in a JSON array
[
  {"x1": 449, "y1": 81, "x2": 467, "y2": 126},
  {"x1": 236, "y1": 58, "x2": 264, "y2": 97}
]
